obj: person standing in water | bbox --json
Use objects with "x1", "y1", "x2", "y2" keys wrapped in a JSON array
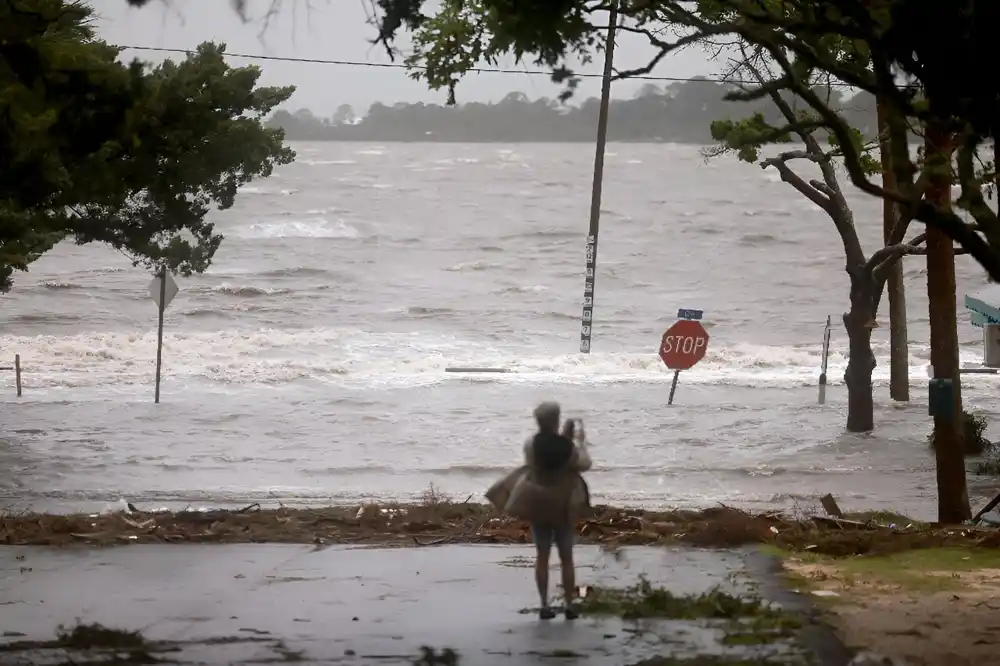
[{"x1": 487, "y1": 401, "x2": 592, "y2": 619}]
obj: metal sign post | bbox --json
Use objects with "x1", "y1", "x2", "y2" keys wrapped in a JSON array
[
  {"x1": 818, "y1": 315, "x2": 832, "y2": 405},
  {"x1": 579, "y1": 4, "x2": 619, "y2": 354},
  {"x1": 660, "y1": 309, "x2": 709, "y2": 405},
  {"x1": 148, "y1": 267, "x2": 179, "y2": 403}
]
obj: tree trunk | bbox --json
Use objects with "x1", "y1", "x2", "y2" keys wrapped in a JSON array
[
  {"x1": 877, "y1": 99, "x2": 910, "y2": 401},
  {"x1": 844, "y1": 270, "x2": 876, "y2": 432},
  {"x1": 925, "y1": 124, "x2": 971, "y2": 524}
]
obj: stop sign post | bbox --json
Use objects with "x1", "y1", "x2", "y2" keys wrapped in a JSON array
[{"x1": 659, "y1": 311, "x2": 710, "y2": 404}]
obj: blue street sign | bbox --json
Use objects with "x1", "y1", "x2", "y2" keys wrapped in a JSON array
[{"x1": 677, "y1": 308, "x2": 703, "y2": 321}]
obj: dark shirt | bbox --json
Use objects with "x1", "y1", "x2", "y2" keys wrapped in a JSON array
[{"x1": 530, "y1": 431, "x2": 574, "y2": 472}]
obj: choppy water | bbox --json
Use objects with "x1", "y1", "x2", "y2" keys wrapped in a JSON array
[{"x1": 1, "y1": 142, "x2": 998, "y2": 517}]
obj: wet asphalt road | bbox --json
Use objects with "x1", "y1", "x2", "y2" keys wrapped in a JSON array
[{"x1": 0, "y1": 543, "x2": 851, "y2": 665}]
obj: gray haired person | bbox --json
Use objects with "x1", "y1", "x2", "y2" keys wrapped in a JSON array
[{"x1": 485, "y1": 401, "x2": 593, "y2": 618}]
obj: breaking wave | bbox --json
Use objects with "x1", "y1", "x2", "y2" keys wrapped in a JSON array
[
  {"x1": 239, "y1": 218, "x2": 361, "y2": 240},
  {"x1": 0, "y1": 327, "x2": 991, "y2": 392}
]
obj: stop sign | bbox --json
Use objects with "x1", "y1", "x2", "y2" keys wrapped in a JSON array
[{"x1": 659, "y1": 320, "x2": 710, "y2": 370}]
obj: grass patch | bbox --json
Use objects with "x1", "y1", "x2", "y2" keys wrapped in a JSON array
[
  {"x1": 720, "y1": 615, "x2": 801, "y2": 646},
  {"x1": 844, "y1": 546, "x2": 1000, "y2": 572},
  {"x1": 412, "y1": 646, "x2": 459, "y2": 665},
  {"x1": 574, "y1": 575, "x2": 802, "y2": 650},
  {"x1": 55, "y1": 623, "x2": 147, "y2": 650},
  {"x1": 765, "y1": 544, "x2": 1000, "y2": 571},
  {"x1": 771, "y1": 546, "x2": 1000, "y2": 593},
  {"x1": 576, "y1": 576, "x2": 784, "y2": 621},
  {"x1": 0, "y1": 623, "x2": 159, "y2": 664}
]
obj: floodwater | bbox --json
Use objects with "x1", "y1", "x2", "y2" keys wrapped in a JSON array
[{"x1": 1, "y1": 142, "x2": 997, "y2": 517}]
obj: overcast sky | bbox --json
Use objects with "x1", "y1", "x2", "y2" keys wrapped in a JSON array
[{"x1": 92, "y1": 0, "x2": 723, "y2": 117}]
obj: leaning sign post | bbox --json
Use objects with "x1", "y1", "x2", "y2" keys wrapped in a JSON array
[
  {"x1": 659, "y1": 309, "x2": 710, "y2": 405},
  {"x1": 148, "y1": 267, "x2": 179, "y2": 404},
  {"x1": 818, "y1": 315, "x2": 832, "y2": 405}
]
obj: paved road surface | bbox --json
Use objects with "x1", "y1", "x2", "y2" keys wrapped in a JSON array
[{"x1": 0, "y1": 543, "x2": 849, "y2": 665}]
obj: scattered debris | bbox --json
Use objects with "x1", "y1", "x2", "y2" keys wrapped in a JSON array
[
  {"x1": 4, "y1": 499, "x2": 1000, "y2": 555},
  {"x1": 971, "y1": 490, "x2": 1000, "y2": 526},
  {"x1": 820, "y1": 494, "x2": 845, "y2": 519}
]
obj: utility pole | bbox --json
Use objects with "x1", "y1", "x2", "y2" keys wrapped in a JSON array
[
  {"x1": 578, "y1": 3, "x2": 619, "y2": 354},
  {"x1": 924, "y1": 123, "x2": 971, "y2": 523},
  {"x1": 876, "y1": 99, "x2": 910, "y2": 401},
  {"x1": 154, "y1": 264, "x2": 167, "y2": 404}
]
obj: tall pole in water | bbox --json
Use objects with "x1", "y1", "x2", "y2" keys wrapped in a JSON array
[
  {"x1": 579, "y1": 3, "x2": 619, "y2": 353},
  {"x1": 154, "y1": 265, "x2": 167, "y2": 404}
]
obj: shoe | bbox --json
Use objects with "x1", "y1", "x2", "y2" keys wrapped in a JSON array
[
  {"x1": 565, "y1": 606, "x2": 579, "y2": 620},
  {"x1": 539, "y1": 607, "x2": 556, "y2": 620}
]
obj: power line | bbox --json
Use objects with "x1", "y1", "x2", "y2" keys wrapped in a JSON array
[{"x1": 117, "y1": 44, "x2": 857, "y2": 87}]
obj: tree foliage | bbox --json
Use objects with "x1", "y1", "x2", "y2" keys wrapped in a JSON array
[{"x1": 1, "y1": 0, "x2": 295, "y2": 291}]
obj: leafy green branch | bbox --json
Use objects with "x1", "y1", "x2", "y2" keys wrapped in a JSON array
[{"x1": 2, "y1": 3, "x2": 295, "y2": 290}]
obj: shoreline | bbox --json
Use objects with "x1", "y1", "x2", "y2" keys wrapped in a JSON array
[{"x1": 3, "y1": 498, "x2": 1000, "y2": 553}]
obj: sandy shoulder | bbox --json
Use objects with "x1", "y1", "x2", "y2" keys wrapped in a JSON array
[{"x1": 784, "y1": 556, "x2": 1000, "y2": 666}]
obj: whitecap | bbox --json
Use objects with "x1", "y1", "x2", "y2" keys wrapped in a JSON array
[
  {"x1": 240, "y1": 218, "x2": 360, "y2": 240},
  {"x1": 299, "y1": 159, "x2": 357, "y2": 166}
]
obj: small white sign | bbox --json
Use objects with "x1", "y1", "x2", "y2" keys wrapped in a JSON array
[{"x1": 149, "y1": 272, "x2": 179, "y2": 310}]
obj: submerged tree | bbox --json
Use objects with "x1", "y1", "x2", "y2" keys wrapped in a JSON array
[
  {"x1": 705, "y1": 46, "x2": 939, "y2": 432},
  {"x1": 2, "y1": 0, "x2": 295, "y2": 290}
]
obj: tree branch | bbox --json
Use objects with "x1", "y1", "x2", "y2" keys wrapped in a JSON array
[
  {"x1": 955, "y1": 127, "x2": 1000, "y2": 248},
  {"x1": 734, "y1": 38, "x2": 1000, "y2": 280},
  {"x1": 869, "y1": 241, "x2": 967, "y2": 285},
  {"x1": 613, "y1": 24, "x2": 731, "y2": 80},
  {"x1": 760, "y1": 153, "x2": 833, "y2": 214},
  {"x1": 735, "y1": 42, "x2": 863, "y2": 265},
  {"x1": 868, "y1": 242, "x2": 921, "y2": 277}
]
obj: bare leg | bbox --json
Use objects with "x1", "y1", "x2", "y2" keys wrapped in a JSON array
[
  {"x1": 560, "y1": 550, "x2": 575, "y2": 605},
  {"x1": 535, "y1": 548, "x2": 551, "y2": 608},
  {"x1": 557, "y1": 527, "x2": 578, "y2": 619},
  {"x1": 532, "y1": 525, "x2": 555, "y2": 619}
]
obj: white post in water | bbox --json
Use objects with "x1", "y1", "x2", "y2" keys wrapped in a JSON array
[
  {"x1": 148, "y1": 266, "x2": 179, "y2": 403},
  {"x1": 579, "y1": 3, "x2": 619, "y2": 354},
  {"x1": 818, "y1": 315, "x2": 832, "y2": 404}
]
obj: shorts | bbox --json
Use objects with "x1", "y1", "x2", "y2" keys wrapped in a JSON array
[{"x1": 531, "y1": 523, "x2": 575, "y2": 553}]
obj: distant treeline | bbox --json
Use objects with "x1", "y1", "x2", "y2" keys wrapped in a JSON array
[{"x1": 268, "y1": 78, "x2": 878, "y2": 143}]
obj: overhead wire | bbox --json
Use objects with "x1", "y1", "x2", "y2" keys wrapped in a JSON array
[{"x1": 114, "y1": 44, "x2": 863, "y2": 88}]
